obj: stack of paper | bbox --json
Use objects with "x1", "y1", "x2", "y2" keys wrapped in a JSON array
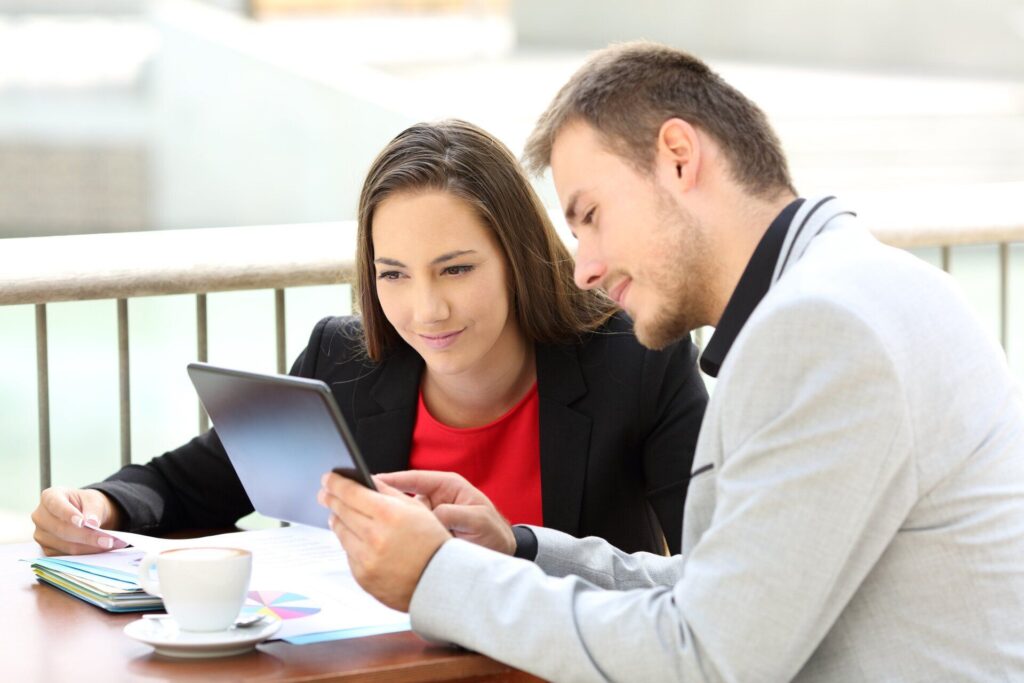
[
  {"x1": 31, "y1": 551, "x2": 162, "y2": 612},
  {"x1": 28, "y1": 526, "x2": 411, "y2": 643}
]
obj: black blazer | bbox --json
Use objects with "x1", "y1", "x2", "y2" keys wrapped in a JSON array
[{"x1": 92, "y1": 313, "x2": 708, "y2": 554}]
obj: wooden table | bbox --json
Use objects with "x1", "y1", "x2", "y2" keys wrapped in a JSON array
[{"x1": 1, "y1": 542, "x2": 542, "y2": 682}]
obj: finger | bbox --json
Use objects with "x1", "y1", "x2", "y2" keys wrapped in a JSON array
[
  {"x1": 433, "y1": 504, "x2": 493, "y2": 534},
  {"x1": 72, "y1": 490, "x2": 114, "y2": 530},
  {"x1": 41, "y1": 489, "x2": 87, "y2": 528},
  {"x1": 379, "y1": 470, "x2": 489, "y2": 509},
  {"x1": 33, "y1": 527, "x2": 109, "y2": 556},
  {"x1": 36, "y1": 491, "x2": 116, "y2": 551},
  {"x1": 320, "y1": 490, "x2": 376, "y2": 542},
  {"x1": 373, "y1": 478, "x2": 411, "y2": 500},
  {"x1": 375, "y1": 470, "x2": 463, "y2": 500},
  {"x1": 328, "y1": 509, "x2": 368, "y2": 561}
]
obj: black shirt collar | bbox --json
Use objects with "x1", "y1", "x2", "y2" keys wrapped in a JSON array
[{"x1": 699, "y1": 198, "x2": 805, "y2": 377}]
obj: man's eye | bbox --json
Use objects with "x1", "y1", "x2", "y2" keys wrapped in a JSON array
[
  {"x1": 376, "y1": 271, "x2": 402, "y2": 280},
  {"x1": 442, "y1": 265, "x2": 473, "y2": 276}
]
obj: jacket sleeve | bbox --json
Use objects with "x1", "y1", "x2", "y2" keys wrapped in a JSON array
[
  {"x1": 641, "y1": 337, "x2": 708, "y2": 553},
  {"x1": 410, "y1": 299, "x2": 917, "y2": 683},
  {"x1": 86, "y1": 317, "x2": 333, "y2": 533}
]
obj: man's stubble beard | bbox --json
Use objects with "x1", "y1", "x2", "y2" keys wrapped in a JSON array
[{"x1": 633, "y1": 188, "x2": 716, "y2": 351}]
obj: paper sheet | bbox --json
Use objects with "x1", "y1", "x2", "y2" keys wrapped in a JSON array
[{"x1": 67, "y1": 525, "x2": 410, "y2": 641}]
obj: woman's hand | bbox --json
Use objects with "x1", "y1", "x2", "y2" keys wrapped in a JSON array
[
  {"x1": 31, "y1": 488, "x2": 126, "y2": 556},
  {"x1": 376, "y1": 470, "x2": 517, "y2": 556}
]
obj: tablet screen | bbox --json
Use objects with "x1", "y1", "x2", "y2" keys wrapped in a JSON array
[{"x1": 187, "y1": 362, "x2": 376, "y2": 528}]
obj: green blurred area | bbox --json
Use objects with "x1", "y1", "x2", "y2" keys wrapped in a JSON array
[{"x1": 0, "y1": 283, "x2": 352, "y2": 540}]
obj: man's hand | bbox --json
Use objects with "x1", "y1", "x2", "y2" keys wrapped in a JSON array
[
  {"x1": 318, "y1": 473, "x2": 452, "y2": 612},
  {"x1": 377, "y1": 470, "x2": 516, "y2": 555},
  {"x1": 31, "y1": 487, "x2": 127, "y2": 556}
]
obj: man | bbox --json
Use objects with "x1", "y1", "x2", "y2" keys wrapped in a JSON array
[{"x1": 318, "y1": 42, "x2": 1024, "y2": 681}]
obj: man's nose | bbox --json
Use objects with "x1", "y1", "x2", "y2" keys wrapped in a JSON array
[{"x1": 574, "y1": 243, "x2": 607, "y2": 290}]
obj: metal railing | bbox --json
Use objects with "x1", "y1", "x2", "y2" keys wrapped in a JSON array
[
  {"x1": 1, "y1": 192, "x2": 1022, "y2": 491},
  {"x1": 2, "y1": 222, "x2": 358, "y2": 490}
]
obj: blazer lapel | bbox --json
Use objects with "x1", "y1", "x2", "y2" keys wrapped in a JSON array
[
  {"x1": 354, "y1": 345, "x2": 422, "y2": 474},
  {"x1": 536, "y1": 341, "x2": 591, "y2": 536}
]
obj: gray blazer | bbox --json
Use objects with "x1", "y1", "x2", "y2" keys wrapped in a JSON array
[{"x1": 407, "y1": 197, "x2": 1024, "y2": 682}]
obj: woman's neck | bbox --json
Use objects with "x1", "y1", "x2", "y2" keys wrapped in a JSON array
[{"x1": 421, "y1": 329, "x2": 536, "y2": 429}]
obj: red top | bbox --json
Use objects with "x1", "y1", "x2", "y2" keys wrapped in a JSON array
[{"x1": 409, "y1": 382, "x2": 543, "y2": 526}]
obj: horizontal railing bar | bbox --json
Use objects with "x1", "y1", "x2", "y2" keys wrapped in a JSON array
[
  {"x1": 2, "y1": 182, "x2": 1024, "y2": 307},
  {"x1": 0, "y1": 222, "x2": 359, "y2": 306}
]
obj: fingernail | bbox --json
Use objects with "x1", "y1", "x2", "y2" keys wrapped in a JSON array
[
  {"x1": 98, "y1": 536, "x2": 113, "y2": 549},
  {"x1": 321, "y1": 473, "x2": 329, "y2": 486},
  {"x1": 84, "y1": 515, "x2": 99, "y2": 529},
  {"x1": 71, "y1": 514, "x2": 83, "y2": 527}
]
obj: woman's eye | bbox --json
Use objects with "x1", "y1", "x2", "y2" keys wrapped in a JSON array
[
  {"x1": 582, "y1": 207, "x2": 596, "y2": 225},
  {"x1": 442, "y1": 265, "x2": 473, "y2": 276},
  {"x1": 376, "y1": 271, "x2": 402, "y2": 281}
]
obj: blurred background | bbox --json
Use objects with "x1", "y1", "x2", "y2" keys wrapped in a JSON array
[{"x1": 2, "y1": 0, "x2": 1023, "y2": 539}]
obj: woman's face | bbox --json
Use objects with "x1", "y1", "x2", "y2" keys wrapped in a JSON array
[{"x1": 371, "y1": 190, "x2": 524, "y2": 379}]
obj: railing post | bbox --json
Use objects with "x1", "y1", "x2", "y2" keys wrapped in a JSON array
[
  {"x1": 35, "y1": 304, "x2": 51, "y2": 491},
  {"x1": 117, "y1": 299, "x2": 131, "y2": 467},
  {"x1": 196, "y1": 293, "x2": 209, "y2": 434},
  {"x1": 275, "y1": 289, "x2": 286, "y2": 374},
  {"x1": 941, "y1": 245, "x2": 951, "y2": 273},
  {"x1": 1000, "y1": 242, "x2": 1009, "y2": 352}
]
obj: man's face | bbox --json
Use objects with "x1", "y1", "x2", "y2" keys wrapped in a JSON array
[{"x1": 550, "y1": 122, "x2": 715, "y2": 349}]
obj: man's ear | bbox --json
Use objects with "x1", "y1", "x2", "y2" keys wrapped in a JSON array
[{"x1": 656, "y1": 118, "x2": 700, "y2": 192}]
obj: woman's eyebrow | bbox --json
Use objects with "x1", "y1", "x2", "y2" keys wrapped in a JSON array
[
  {"x1": 430, "y1": 249, "x2": 476, "y2": 265},
  {"x1": 374, "y1": 250, "x2": 477, "y2": 268}
]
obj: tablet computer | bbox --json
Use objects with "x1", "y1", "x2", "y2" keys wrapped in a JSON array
[{"x1": 187, "y1": 362, "x2": 376, "y2": 529}]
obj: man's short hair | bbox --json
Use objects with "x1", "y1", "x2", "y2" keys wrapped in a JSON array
[{"x1": 523, "y1": 41, "x2": 795, "y2": 198}]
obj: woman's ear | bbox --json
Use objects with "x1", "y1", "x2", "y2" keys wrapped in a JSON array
[{"x1": 656, "y1": 118, "x2": 700, "y2": 192}]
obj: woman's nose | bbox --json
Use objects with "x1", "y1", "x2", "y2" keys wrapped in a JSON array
[{"x1": 413, "y1": 283, "x2": 450, "y2": 324}]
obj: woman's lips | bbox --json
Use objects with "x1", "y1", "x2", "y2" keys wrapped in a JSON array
[{"x1": 418, "y1": 329, "x2": 464, "y2": 349}]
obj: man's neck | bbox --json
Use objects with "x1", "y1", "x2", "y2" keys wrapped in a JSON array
[{"x1": 709, "y1": 188, "x2": 797, "y2": 325}]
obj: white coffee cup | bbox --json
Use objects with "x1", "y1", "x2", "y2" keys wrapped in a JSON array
[{"x1": 138, "y1": 547, "x2": 252, "y2": 632}]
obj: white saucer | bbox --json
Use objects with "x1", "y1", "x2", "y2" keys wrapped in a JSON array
[{"x1": 124, "y1": 616, "x2": 282, "y2": 658}]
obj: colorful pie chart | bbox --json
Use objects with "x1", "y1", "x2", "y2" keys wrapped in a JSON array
[{"x1": 243, "y1": 590, "x2": 322, "y2": 620}]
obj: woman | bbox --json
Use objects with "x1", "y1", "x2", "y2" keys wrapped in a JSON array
[{"x1": 31, "y1": 120, "x2": 707, "y2": 556}]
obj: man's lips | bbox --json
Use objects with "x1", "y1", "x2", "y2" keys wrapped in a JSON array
[
  {"x1": 418, "y1": 329, "x2": 464, "y2": 349},
  {"x1": 607, "y1": 278, "x2": 632, "y2": 307}
]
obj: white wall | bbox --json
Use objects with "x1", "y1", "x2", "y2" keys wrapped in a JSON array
[{"x1": 512, "y1": 0, "x2": 1024, "y2": 77}]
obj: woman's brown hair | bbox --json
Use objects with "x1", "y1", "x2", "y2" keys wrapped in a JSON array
[{"x1": 356, "y1": 119, "x2": 615, "y2": 361}]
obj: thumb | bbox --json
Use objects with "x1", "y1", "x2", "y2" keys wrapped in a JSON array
[
  {"x1": 433, "y1": 503, "x2": 486, "y2": 534},
  {"x1": 372, "y1": 477, "x2": 409, "y2": 500},
  {"x1": 43, "y1": 487, "x2": 87, "y2": 527},
  {"x1": 70, "y1": 490, "x2": 127, "y2": 548},
  {"x1": 69, "y1": 490, "x2": 109, "y2": 529},
  {"x1": 433, "y1": 504, "x2": 514, "y2": 554}
]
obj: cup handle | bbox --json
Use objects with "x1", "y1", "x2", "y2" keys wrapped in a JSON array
[{"x1": 137, "y1": 554, "x2": 162, "y2": 597}]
